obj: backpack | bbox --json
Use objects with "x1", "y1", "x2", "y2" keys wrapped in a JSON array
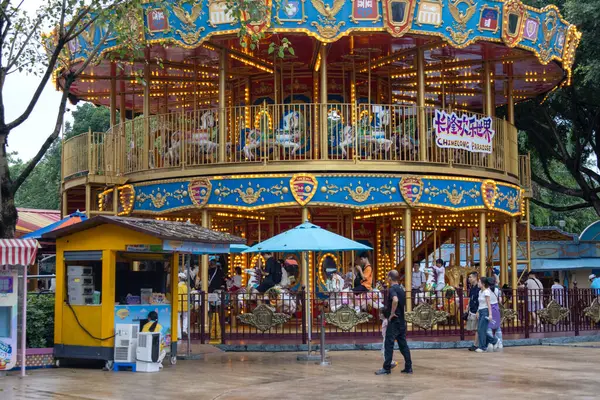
[{"x1": 271, "y1": 262, "x2": 282, "y2": 284}]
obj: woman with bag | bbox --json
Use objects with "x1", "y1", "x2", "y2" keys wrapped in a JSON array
[
  {"x1": 487, "y1": 277, "x2": 503, "y2": 350},
  {"x1": 475, "y1": 277, "x2": 499, "y2": 353}
]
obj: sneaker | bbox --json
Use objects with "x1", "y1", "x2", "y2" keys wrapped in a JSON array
[
  {"x1": 375, "y1": 368, "x2": 391, "y2": 375},
  {"x1": 391, "y1": 361, "x2": 398, "y2": 369},
  {"x1": 468, "y1": 345, "x2": 477, "y2": 352},
  {"x1": 475, "y1": 348, "x2": 485, "y2": 353},
  {"x1": 487, "y1": 344, "x2": 494, "y2": 352},
  {"x1": 493, "y1": 342, "x2": 500, "y2": 352},
  {"x1": 401, "y1": 368, "x2": 413, "y2": 374},
  {"x1": 497, "y1": 340, "x2": 503, "y2": 350}
]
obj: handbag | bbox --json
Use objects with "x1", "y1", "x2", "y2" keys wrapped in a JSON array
[{"x1": 489, "y1": 289, "x2": 501, "y2": 330}]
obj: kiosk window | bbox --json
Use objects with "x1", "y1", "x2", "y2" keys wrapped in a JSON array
[
  {"x1": 0, "y1": 276, "x2": 13, "y2": 293},
  {"x1": 0, "y1": 306, "x2": 11, "y2": 337}
]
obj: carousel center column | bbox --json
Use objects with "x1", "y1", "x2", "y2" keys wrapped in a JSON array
[
  {"x1": 218, "y1": 49, "x2": 227, "y2": 163},
  {"x1": 404, "y1": 208, "x2": 412, "y2": 311},
  {"x1": 479, "y1": 211, "x2": 487, "y2": 277},
  {"x1": 301, "y1": 207, "x2": 312, "y2": 340}
]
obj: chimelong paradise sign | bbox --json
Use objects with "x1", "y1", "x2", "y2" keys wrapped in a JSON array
[{"x1": 433, "y1": 109, "x2": 495, "y2": 154}]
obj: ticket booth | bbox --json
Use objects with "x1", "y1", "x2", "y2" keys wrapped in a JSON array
[
  {"x1": 0, "y1": 239, "x2": 39, "y2": 376},
  {"x1": 44, "y1": 216, "x2": 243, "y2": 369}
]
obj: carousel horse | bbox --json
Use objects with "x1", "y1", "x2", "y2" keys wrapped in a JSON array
[
  {"x1": 187, "y1": 110, "x2": 219, "y2": 154},
  {"x1": 369, "y1": 110, "x2": 394, "y2": 153},
  {"x1": 163, "y1": 131, "x2": 181, "y2": 166},
  {"x1": 272, "y1": 110, "x2": 302, "y2": 155},
  {"x1": 242, "y1": 128, "x2": 262, "y2": 160},
  {"x1": 338, "y1": 125, "x2": 355, "y2": 157}
]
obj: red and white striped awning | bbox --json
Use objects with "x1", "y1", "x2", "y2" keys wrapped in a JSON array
[{"x1": 0, "y1": 239, "x2": 39, "y2": 266}]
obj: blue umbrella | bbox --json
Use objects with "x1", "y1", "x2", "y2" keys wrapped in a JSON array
[
  {"x1": 243, "y1": 221, "x2": 371, "y2": 253},
  {"x1": 230, "y1": 243, "x2": 249, "y2": 253}
]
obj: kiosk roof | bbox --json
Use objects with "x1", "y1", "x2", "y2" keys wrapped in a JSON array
[{"x1": 42, "y1": 216, "x2": 245, "y2": 245}]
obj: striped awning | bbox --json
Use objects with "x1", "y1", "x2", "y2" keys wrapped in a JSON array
[{"x1": 0, "y1": 239, "x2": 39, "y2": 266}]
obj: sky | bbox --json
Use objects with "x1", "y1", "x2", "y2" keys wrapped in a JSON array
[{"x1": 5, "y1": 0, "x2": 74, "y2": 162}]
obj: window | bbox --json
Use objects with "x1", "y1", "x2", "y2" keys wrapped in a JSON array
[
  {"x1": 508, "y1": 14, "x2": 519, "y2": 35},
  {"x1": 391, "y1": 1, "x2": 407, "y2": 23},
  {"x1": 0, "y1": 306, "x2": 11, "y2": 337}
]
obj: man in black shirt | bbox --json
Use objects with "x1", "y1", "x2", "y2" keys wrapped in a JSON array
[
  {"x1": 375, "y1": 269, "x2": 413, "y2": 375},
  {"x1": 257, "y1": 252, "x2": 280, "y2": 293},
  {"x1": 466, "y1": 271, "x2": 480, "y2": 351}
]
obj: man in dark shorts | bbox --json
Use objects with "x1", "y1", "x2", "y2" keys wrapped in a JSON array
[
  {"x1": 257, "y1": 252, "x2": 281, "y2": 293},
  {"x1": 375, "y1": 269, "x2": 413, "y2": 375}
]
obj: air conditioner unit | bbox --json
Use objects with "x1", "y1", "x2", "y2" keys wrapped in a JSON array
[
  {"x1": 114, "y1": 324, "x2": 139, "y2": 363},
  {"x1": 136, "y1": 332, "x2": 161, "y2": 373}
]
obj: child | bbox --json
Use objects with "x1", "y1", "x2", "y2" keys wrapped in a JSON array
[{"x1": 227, "y1": 267, "x2": 243, "y2": 292}]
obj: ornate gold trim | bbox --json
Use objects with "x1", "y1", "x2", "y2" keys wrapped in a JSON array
[
  {"x1": 406, "y1": 302, "x2": 449, "y2": 329},
  {"x1": 477, "y1": 5, "x2": 500, "y2": 34},
  {"x1": 537, "y1": 300, "x2": 570, "y2": 325},
  {"x1": 237, "y1": 304, "x2": 291, "y2": 332},
  {"x1": 325, "y1": 304, "x2": 373, "y2": 331},
  {"x1": 583, "y1": 298, "x2": 600, "y2": 324}
]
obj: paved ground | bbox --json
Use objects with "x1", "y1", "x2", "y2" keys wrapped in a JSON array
[{"x1": 2, "y1": 346, "x2": 599, "y2": 399}]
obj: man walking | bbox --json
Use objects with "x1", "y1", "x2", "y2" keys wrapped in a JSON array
[
  {"x1": 375, "y1": 270, "x2": 413, "y2": 375},
  {"x1": 411, "y1": 262, "x2": 425, "y2": 305}
]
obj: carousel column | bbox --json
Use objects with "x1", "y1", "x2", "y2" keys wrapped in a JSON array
[
  {"x1": 510, "y1": 217, "x2": 518, "y2": 310},
  {"x1": 301, "y1": 207, "x2": 312, "y2": 342},
  {"x1": 416, "y1": 47, "x2": 427, "y2": 162},
  {"x1": 507, "y1": 63, "x2": 515, "y2": 125},
  {"x1": 201, "y1": 210, "x2": 211, "y2": 331},
  {"x1": 320, "y1": 44, "x2": 328, "y2": 160},
  {"x1": 499, "y1": 224, "x2": 507, "y2": 286},
  {"x1": 454, "y1": 229, "x2": 461, "y2": 268},
  {"x1": 483, "y1": 61, "x2": 494, "y2": 168},
  {"x1": 218, "y1": 49, "x2": 227, "y2": 163},
  {"x1": 479, "y1": 212, "x2": 487, "y2": 277},
  {"x1": 404, "y1": 208, "x2": 413, "y2": 311},
  {"x1": 526, "y1": 199, "x2": 531, "y2": 272},
  {"x1": 142, "y1": 60, "x2": 150, "y2": 170},
  {"x1": 110, "y1": 62, "x2": 117, "y2": 127}
]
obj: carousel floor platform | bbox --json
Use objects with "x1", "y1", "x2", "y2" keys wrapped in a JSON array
[{"x1": 3, "y1": 345, "x2": 599, "y2": 399}]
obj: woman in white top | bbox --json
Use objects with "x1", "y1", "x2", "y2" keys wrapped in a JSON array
[{"x1": 476, "y1": 277, "x2": 499, "y2": 353}]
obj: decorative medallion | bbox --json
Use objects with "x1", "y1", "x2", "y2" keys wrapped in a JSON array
[
  {"x1": 290, "y1": 174, "x2": 318, "y2": 206},
  {"x1": 344, "y1": 185, "x2": 377, "y2": 203},
  {"x1": 118, "y1": 185, "x2": 135, "y2": 216},
  {"x1": 538, "y1": 8, "x2": 559, "y2": 63},
  {"x1": 237, "y1": 304, "x2": 291, "y2": 332},
  {"x1": 499, "y1": 304, "x2": 516, "y2": 324},
  {"x1": 146, "y1": 7, "x2": 170, "y2": 35},
  {"x1": 447, "y1": 0, "x2": 477, "y2": 46},
  {"x1": 325, "y1": 304, "x2": 373, "y2": 331},
  {"x1": 537, "y1": 300, "x2": 570, "y2": 325},
  {"x1": 399, "y1": 176, "x2": 424, "y2": 206},
  {"x1": 502, "y1": 0, "x2": 527, "y2": 48},
  {"x1": 172, "y1": 1, "x2": 205, "y2": 45},
  {"x1": 275, "y1": 0, "x2": 307, "y2": 24},
  {"x1": 481, "y1": 179, "x2": 497, "y2": 209},
  {"x1": 382, "y1": 0, "x2": 417, "y2": 38},
  {"x1": 188, "y1": 178, "x2": 212, "y2": 207},
  {"x1": 415, "y1": 0, "x2": 442, "y2": 27},
  {"x1": 583, "y1": 299, "x2": 600, "y2": 324},
  {"x1": 242, "y1": 0, "x2": 272, "y2": 35},
  {"x1": 310, "y1": 0, "x2": 346, "y2": 39},
  {"x1": 478, "y1": 5, "x2": 500, "y2": 34},
  {"x1": 350, "y1": 0, "x2": 381, "y2": 23},
  {"x1": 523, "y1": 16, "x2": 540, "y2": 43},
  {"x1": 209, "y1": 0, "x2": 236, "y2": 27},
  {"x1": 406, "y1": 303, "x2": 449, "y2": 329}
]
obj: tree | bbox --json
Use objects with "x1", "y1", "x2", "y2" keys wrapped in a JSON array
[
  {"x1": 516, "y1": 0, "x2": 600, "y2": 218},
  {"x1": 69, "y1": 103, "x2": 113, "y2": 137}
]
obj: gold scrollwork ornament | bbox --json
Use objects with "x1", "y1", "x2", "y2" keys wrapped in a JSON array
[
  {"x1": 583, "y1": 298, "x2": 600, "y2": 324},
  {"x1": 446, "y1": 0, "x2": 476, "y2": 46},
  {"x1": 325, "y1": 304, "x2": 373, "y2": 331},
  {"x1": 538, "y1": 8, "x2": 559, "y2": 63},
  {"x1": 344, "y1": 185, "x2": 376, "y2": 202},
  {"x1": 537, "y1": 300, "x2": 570, "y2": 325},
  {"x1": 406, "y1": 303, "x2": 449, "y2": 329},
  {"x1": 237, "y1": 304, "x2": 291, "y2": 332}
]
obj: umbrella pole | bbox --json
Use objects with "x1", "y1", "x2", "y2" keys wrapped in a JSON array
[{"x1": 298, "y1": 250, "x2": 319, "y2": 361}]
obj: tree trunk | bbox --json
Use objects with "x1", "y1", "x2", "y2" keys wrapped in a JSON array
[{"x1": 0, "y1": 132, "x2": 17, "y2": 238}]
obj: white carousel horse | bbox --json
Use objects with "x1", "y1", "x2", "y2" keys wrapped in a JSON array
[
  {"x1": 272, "y1": 111, "x2": 301, "y2": 155},
  {"x1": 338, "y1": 125, "x2": 355, "y2": 157},
  {"x1": 163, "y1": 131, "x2": 181, "y2": 166},
  {"x1": 187, "y1": 110, "x2": 219, "y2": 154},
  {"x1": 352, "y1": 290, "x2": 384, "y2": 312},
  {"x1": 369, "y1": 110, "x2": 394, "y2": 153}
]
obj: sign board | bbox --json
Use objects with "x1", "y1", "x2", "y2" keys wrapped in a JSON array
[
  {"x1": 162, "y1": 240, "x2": 230, "y2": 254},
  {"x1": 125, "y1": 244, "x2": 164, "y2": 253},
  {"x1": 433, "y1": 109, "x2": 495, "y2": 154}
]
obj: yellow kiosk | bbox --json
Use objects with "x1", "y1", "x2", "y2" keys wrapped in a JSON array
[{"x1": 44, "y1": 216, "x2": 243, "y2": 369}]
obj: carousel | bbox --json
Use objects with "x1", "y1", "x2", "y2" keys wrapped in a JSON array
[{"x1": 57, "y1": 0, "x2": 579, "y2": 328}]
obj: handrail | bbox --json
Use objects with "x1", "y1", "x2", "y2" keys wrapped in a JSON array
[{"x1": 61, "y1": 103, "x2": 521, "y2": 182}]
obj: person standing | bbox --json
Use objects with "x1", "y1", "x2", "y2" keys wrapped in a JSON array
[
  {"x1": 590, "y1": 274, "x2": 600, "y2": 295},
  {"x1": 466, "y1": 271, "x2": 480, "y2": 351},
  {"x1": 475, "y1": 277, "x2": 499, "y2": 353},
  {"x1": 551, "y1": 278, "x2": 565, "y2": 306},
  {"x1": 411, "y1": 262, "x2": 425, "y2": 305},
  {"x1": 353, "y1": 252, "x2": 373, "y2": 293},
  {"x1": 375, "y1": 270, "x2": 412, "y2": 375},
  {"x1": 523, "y1": 270, "x2": 543, "y2": 326},
  {"x1": 487, "y1": 277, "x2": 503, "y2": 350},
  {"x1": 208, "y1": 258, "x2": 225, "y2": 293},
  {"x1": 257, "y1": 252, "x2": 281, "y2": 293},
  {"x1": 177, "y1": 272, "x2": 189, "y2": 340},
  {"x1": 432, "y1": 258, "x2": 446, "y2": 305}
]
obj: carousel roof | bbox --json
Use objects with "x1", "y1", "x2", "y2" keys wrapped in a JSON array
[{"x1": 53, "y1": 0, "x2": 580, "y2": 111}]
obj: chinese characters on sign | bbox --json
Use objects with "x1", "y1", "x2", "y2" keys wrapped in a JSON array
[
  {"x1": 433, "y1": 109, "x2": 495, "y2": 154},
  {"x1": 353, "y1": 0, "x2": 379, "y2": 21}
]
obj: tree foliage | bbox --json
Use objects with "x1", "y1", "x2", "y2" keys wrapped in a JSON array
[{"x1": 516, "y1": 0, "x2": 600, "y2": 224}]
